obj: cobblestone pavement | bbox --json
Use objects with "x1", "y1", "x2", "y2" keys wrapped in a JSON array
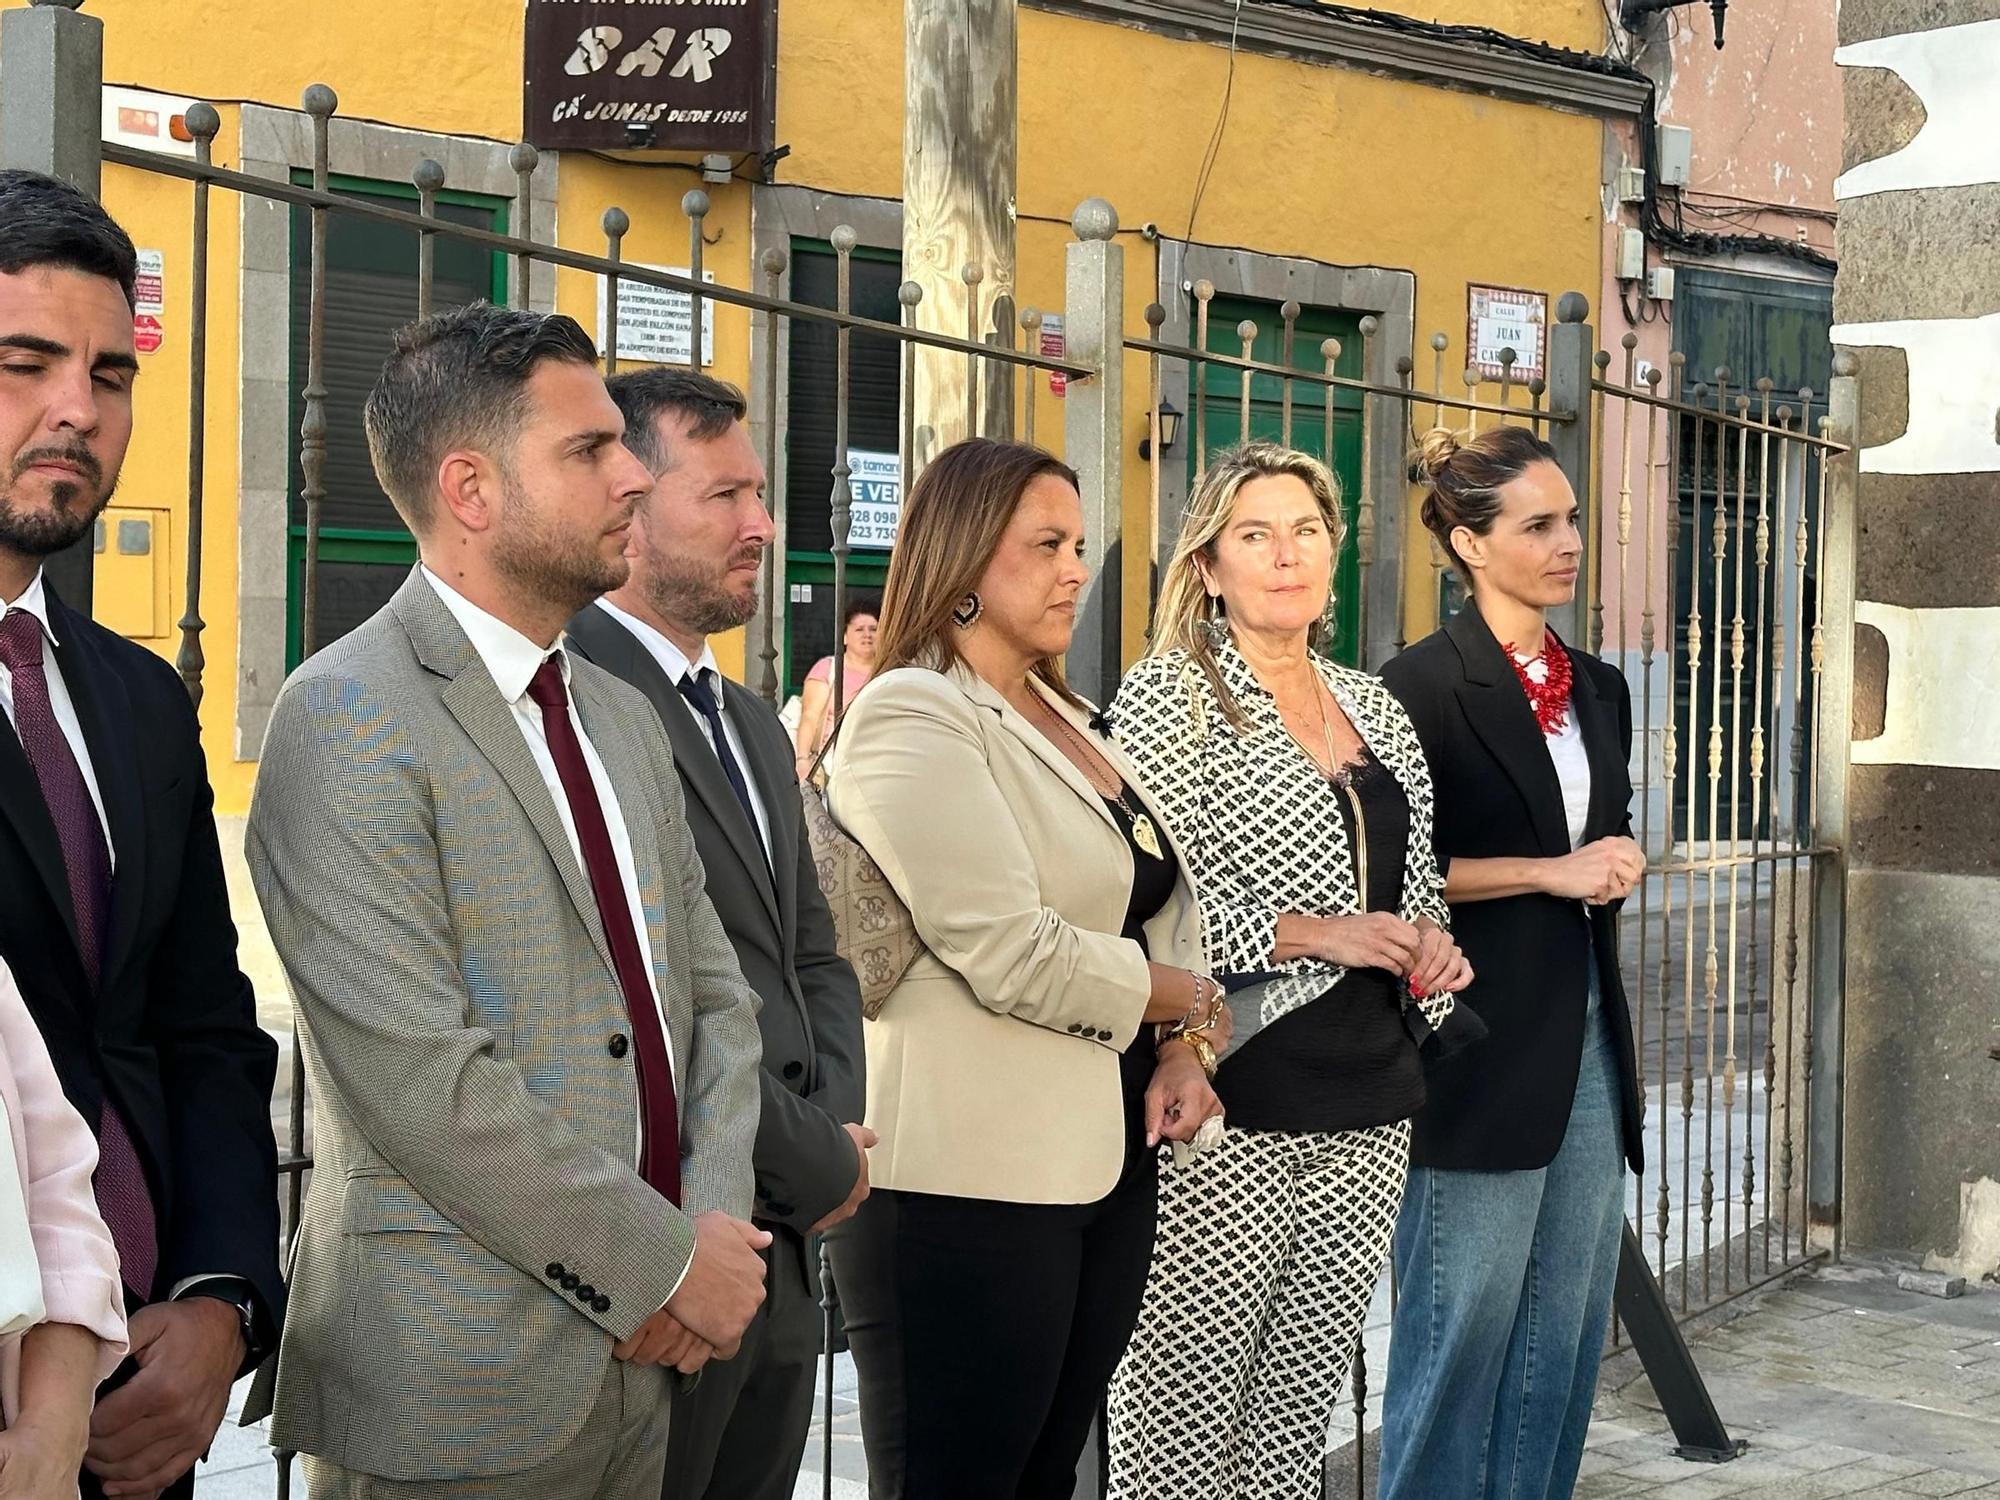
[{"x1": 1573, "y1": 1263, "x2": 2000, "y2": 1500}]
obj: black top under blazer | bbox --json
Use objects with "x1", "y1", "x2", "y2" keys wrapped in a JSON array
[{"x1": 1381, "y1": 605, "x2": 1644, "y2": 1175}]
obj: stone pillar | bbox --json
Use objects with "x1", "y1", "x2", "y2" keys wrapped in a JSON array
[
  {"x1": 1832, "y1": 1, "x2": 2000, "y2": 1277},
  {"x1": 903, "y1": 0, "x2": 1018, "y2": 472},
  {"x1": 0, "y1": 0, "x2": 104, "y2": 617}
]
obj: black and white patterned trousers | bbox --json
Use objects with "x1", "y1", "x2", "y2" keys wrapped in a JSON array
[{"x1": 1105, "y1": 1121, "x2": 1411, "y2": 1500}]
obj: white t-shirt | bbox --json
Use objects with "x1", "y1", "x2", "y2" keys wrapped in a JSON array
[{"x1": 1519, "y1": 652, "x2": 1592, "y2": 850}]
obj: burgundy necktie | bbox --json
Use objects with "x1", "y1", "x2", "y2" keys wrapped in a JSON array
[
  {"x1": 0, "y1": 610, "x2": 159, "y2": 1296},
  {"x1": 525, "y1": 655, "x2": 682, "y2": 1204}
]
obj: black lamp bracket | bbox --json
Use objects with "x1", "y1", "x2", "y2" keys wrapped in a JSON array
[{"x1": 1619, "y1": 0, "x2": 1728, "y2": 48}]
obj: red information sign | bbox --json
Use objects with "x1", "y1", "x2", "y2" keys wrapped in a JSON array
[
  {"x1": 1041, "y1": 315, "x2": 1067, "y2": 398},
  {"x1": 133, "y1": 314, "x2": 165, "y2": 355}
]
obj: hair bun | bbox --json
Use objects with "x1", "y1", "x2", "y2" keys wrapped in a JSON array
[{"x1": 1410, "y1": 426, "x2": 1464, "y2": 486}]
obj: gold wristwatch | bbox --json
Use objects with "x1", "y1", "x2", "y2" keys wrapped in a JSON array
[{"x1": 1166, "y1": 1028, "x2": 1219, "y2": 1079}]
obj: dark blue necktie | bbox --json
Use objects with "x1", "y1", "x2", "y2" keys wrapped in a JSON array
[{"x1": 676, "y1": 669, "x2": 762, "y2": 846}]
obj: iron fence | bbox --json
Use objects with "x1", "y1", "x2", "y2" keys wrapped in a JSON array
[
  {"x1": 5, "y1": 18, "x2": 1858, "y2": 1496},
  {"x1": 1130, "y1": 317, "x2": 1858, "y2": 1493}
]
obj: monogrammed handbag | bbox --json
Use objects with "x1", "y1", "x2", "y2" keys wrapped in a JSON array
[{"x1": 801, "y1": 762, "x2": 922, "y2": 1020}]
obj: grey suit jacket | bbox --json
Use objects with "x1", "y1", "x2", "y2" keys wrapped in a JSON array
[
  {"x1": 246, "y1": 570, "x2": 762, "y2": 1482},
  {"x1": 566, "y1": 604, "x2": 864, "y2": 1298}
]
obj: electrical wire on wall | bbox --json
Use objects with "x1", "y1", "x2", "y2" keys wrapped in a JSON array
[
  {"x1": 1234, "y1": 0, "x2": 1837, "y2": 282},
  {"x1": 1184, "y1": 0, "x2": 1248, "y2": 246}
]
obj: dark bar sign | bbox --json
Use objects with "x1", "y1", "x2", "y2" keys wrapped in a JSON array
[{"x1": 524, "y1": 0, "x2": 775, "y2": 154}]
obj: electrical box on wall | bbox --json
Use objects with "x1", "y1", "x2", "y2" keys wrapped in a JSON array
[
  {"x1": 1615, "y1": 166, "x2": 1647, "y2": 204},
  {"x1": 92, "y1": 508, "x2": 171, "y2": 640},
  {"x1": 1657, "y1": 125, "x2": 1693, "y2": 188},
  {"x1": 1646, "y1": 267, "x2": 1677, "y2": 302},
  {"x1": 1616, "y1": 228, "x2": 1646, "y2": 282}
]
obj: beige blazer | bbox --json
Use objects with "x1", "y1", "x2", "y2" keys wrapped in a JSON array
[{"x1": 829, "y1": 664, "x2": 1204, "y2": 1205}]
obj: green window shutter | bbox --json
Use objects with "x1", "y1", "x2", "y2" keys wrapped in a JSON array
[
  {"x1": 1189, "y1": 296, "x2": 1366, "y2": 664},
  {"x1": 285, "y1": 179, "x2": 507, "y2": 667},
  {"x1": 779, "y1": 240, "x2": 902, "y2": 696}
]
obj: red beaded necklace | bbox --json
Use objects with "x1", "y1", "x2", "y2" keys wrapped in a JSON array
[{"x1": 1505, "y1": 628, "x2": 1574, "y2": 736}]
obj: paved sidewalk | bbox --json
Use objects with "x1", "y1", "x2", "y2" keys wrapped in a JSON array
[
  {"x1": 194, "y1": 1260, "x2": 2000, "y2": 1498},
  {"x1": 1573, "y1": 1263, "x2": 2000, "y2": 1499}
]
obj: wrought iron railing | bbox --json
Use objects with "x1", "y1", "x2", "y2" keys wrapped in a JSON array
[{"x1": 6, "y1": 19, "x2": 1857, "y2": 1493}]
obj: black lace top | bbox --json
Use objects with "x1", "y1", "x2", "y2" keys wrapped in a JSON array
[{"x1": 1213, "y1": 750, "x2": 1429, "y2": 1134}]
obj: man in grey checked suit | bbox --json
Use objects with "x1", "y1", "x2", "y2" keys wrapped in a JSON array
[
  {"x1": 246, "y1": 304, "x2": 768, "y2": 1498},
  {"x1": 567, "y1": 368, "x2": 870, "y2": 1500}
]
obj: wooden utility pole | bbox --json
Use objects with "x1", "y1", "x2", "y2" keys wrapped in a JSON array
[{"x1": 903, "y1": 0, "x2": 1018, "y2": 474}]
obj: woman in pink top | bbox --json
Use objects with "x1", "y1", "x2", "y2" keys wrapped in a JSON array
[
  {"x1": 793, "y1": 595, "x2": 879, "y2": 774},
  {"x1": 1, "y1": 954, "x2": 127, "y2": 1490}
]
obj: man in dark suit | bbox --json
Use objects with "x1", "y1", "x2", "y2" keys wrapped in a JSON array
[
  {"x1": 567, "y1": 367, "x2": 868, "y2": 1500},
  {"x1": 0, "y1": 171, "x2": 281, "y2": 1498}
]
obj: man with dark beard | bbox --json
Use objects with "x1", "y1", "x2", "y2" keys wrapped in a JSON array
[
  {"x1": 245, "y1": 305, "x2": 767, "y2": 1499},
  {"x1": 565, "y1": 368, "x2": 868, "y2": 1500},
  {"x1": 0, "y1": 170, "x2": 282, "y2": 1500}
]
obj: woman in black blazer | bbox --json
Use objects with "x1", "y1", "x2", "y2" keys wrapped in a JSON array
[{"x1": 1377, "y1": 425, "x2": 1647, "y2": 1500}]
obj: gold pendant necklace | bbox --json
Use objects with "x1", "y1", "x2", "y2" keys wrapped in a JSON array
[
  {"x1": 1117, "y1": 790, "x2": 1165, "y2": 860},
  {"x1": 1039, "y1": 698, "x2": 1164, "y2": 860}
]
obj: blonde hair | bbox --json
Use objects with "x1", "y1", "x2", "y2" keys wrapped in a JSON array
[
  {"x1": 1410, "y1": 424, "x2": 1559, "y2": 582},
  {"x1": 1149, "y1": 442, "x2": 1346, "y2": 729},
  {"x1": 873, "y1": 437, "x2": 1087, "y2": 709}
]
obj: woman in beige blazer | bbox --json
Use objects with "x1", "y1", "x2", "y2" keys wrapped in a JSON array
[{"x1": 826, "y1": 438, "x2": 1225, "y2": 1500}]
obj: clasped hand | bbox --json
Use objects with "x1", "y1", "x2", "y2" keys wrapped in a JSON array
[
  {"x1": 614, "y1": 1211, "x2": 772, "y2": 1376},
  {"x1": 85, "y1": 1297, "x2": 245, "y2": 1500},
  {"x1": 1548, "y1": 836, "x2": 1646, "y2": 906},
  {"x1": 1316, "y1": 914, "x2": 1473, "y2": 997}
]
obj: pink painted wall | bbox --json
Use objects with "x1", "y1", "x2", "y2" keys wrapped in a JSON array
[{"x1": 1594, "y1": 2, "x2": 1840, "y2": 650}]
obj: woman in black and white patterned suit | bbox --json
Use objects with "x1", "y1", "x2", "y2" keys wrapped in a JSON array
[{"x1": 1102, "y1": 443, "x2": 1475, "y2": 1499}]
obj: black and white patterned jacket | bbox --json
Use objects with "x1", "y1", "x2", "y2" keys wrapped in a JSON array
[{"x1": 1109, "y1": 637, "x2": 1454, "y2": 1033}]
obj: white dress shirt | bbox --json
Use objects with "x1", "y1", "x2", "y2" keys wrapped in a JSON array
[
  {"x1": 0, "y1": 570, "x2": 115, "y2": 870},
  {"x1": 595, "y1": 599, "x2": 773, "y2": 863}
]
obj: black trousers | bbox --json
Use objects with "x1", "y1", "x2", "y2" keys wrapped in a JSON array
[
  {"x1": 828, "y1": 1154, "x2": 1158, "y2": 1500},
  {"x1": 661, "y1": 1226, "x2": 822, "y2": 1500}
]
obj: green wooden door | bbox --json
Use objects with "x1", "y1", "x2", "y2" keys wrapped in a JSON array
[
  {"x1": 286, "y1": 178, "x2": 509, "y2": 667},
  {"x1": 1669, "y1": 269, "x2": 1832, "y2": 838},
  {"x1": 1190, "y1": 296, "x2": 1366, "y2": 664}
]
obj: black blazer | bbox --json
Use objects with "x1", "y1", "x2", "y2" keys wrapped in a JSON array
[
  {"x1": 567, "y1": 605, "x2": 865, "y2": 1295},
  {"x1": 0, "y1": 584, "x2": 282, "y2": 1324},
  {"x1": 1381, "y1": 605, "x2": 1644, "y2": 1174}
]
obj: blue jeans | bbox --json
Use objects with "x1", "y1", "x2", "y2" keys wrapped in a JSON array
[{"x1": 1378, "y1": 986, "x2": 1627, "y2": 1500}]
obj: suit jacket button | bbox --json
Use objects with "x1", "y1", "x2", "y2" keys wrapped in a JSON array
[
  {"x1": 592, "y1": 1295, "x2": 610, "y2": 1314},
  {"x1": 546, "y1": 1263, "x2": 564, "y2": 1281},
  {"x1": 561, "y1": 1273, "x2": 581, "y2": 1291},
  {"x1": 782, "y1": 1061, "x2": 804, "y2": 1080},
  {"x1": 1067, "y1": 1023, "x2": 1083, "y2": 1034},
  {"x1": 575, "y1": 1283, "x2": 596, "y2": 1301},
  {"x1": 608, "y1": 1033, "x2": 630, "y2": 1059}
]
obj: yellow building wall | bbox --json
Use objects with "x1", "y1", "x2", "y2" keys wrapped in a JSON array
[
  {"x1": 95, "y1": 139, "x2": 253, "y2": 810},
  {"x1": 5, "y1": 0, "x2": 1604, "y2": 810}
]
